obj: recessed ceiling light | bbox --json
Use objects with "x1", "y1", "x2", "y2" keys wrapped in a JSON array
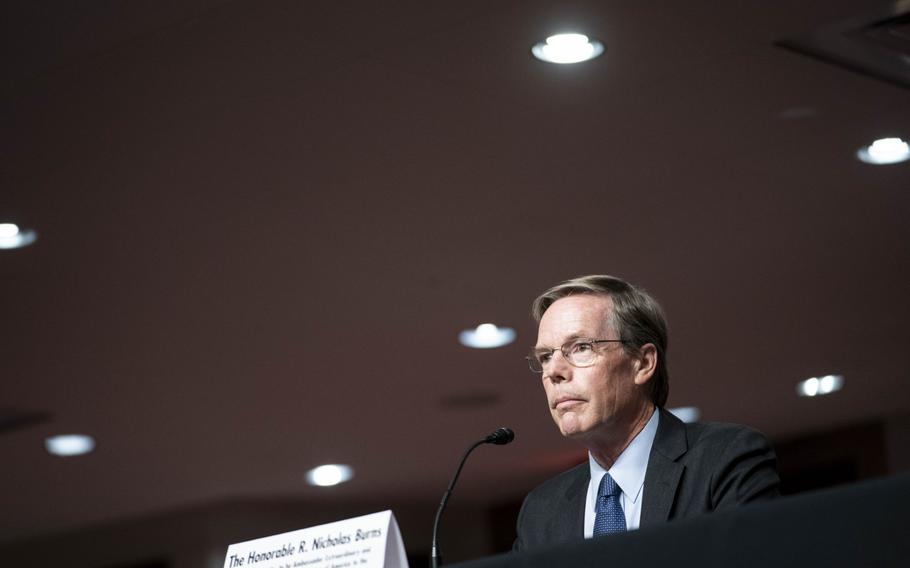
[
  {"x1": 305, "y1": 464, "x2": 354, "y2": 487},
  {"x1": 531, "y1": 33, "x2": 605, "y2": 64},
  {"x1": 0, "y1": 223, "x2": 38, "y2": 250},
  {"x1": 458, "y1": 323, "x2": 516, "y2": 349},
  {"x1": 45, "y1": 434, "x2": 96, "y2": 457},
  {"x1": 856, "y1": 137, "x2": 910, "y2": 165},
  {"x1": 668, "y1": 406, "x2": 701, "y2": 423},
  {"x1": 797, "y1": 374, "x2": 844, "y2": 397}
]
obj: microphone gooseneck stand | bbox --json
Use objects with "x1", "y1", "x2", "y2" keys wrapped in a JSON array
[{"x1": 430, "y1": 428, "x2": 515, "y2": 568}]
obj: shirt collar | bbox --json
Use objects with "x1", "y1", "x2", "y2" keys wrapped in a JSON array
[{"x1": 588, "y1": 407, "x2": 659, "y2": 504}]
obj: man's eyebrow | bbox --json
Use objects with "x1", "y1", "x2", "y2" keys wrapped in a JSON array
[{"x1": 533, "y1": 333, "x2": 584, "y2": 351}]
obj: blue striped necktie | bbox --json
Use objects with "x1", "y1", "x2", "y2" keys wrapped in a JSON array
[{"x1": 593, "y1": 473, "x2": 627, "y2": 536}]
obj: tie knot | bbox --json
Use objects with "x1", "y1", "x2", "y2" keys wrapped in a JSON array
[{"x1": 598, "y1": 473, "x2": 620, "y2": 498}]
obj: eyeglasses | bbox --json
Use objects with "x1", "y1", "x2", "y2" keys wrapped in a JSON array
[{"x1": 526, "y1": 338, "x2": 625, "y2": 373}]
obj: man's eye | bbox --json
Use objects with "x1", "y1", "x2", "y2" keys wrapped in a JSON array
[
  {"x1": 572, "y1": 342, "x2": 594, "y2": 353},
  {"x1": 538, "y1": 352, "x2": 553, "y2": 364}
]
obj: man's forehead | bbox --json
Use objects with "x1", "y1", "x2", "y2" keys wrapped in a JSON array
[{"x1": 535, "y1": 294, "x2": 613, "y2": 345}]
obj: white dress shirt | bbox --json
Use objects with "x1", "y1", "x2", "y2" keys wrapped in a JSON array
[{"x1": 583, "y1": 408, "x2": 659, "y2": 536}]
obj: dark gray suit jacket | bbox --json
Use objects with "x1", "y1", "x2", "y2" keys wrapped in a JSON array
[{"x1": 514, "y1": 408, "x2": 780, "y2": 551}]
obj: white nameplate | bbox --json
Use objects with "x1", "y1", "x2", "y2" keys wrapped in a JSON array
[{"x1": 223, "y1": 510, "x2": 409, "y2": 568}]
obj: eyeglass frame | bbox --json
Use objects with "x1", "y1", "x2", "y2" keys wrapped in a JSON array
[{"x1": 526, "y1": 338, "x2": 627, "y2": 373}]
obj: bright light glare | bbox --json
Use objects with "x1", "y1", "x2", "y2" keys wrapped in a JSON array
[
  {"x1": 801, "y1": 377, "x2": 820, "y2": 397},
  {"x1": 818, "y1": 374, "x2": 843, "y2": 394},
  {"x1": 797, "y1": 374, "x2": 844, "y2": 397},
  {"x1": 0, "y1": 223, "x2": 19, "y2": 238},
  {"x1": 668, "y1": 406, "x2": 701, "y2": 423},
  {"x1": 0, "y1": 223, "x2": 37, "y2": 250},
  {"x1": 532, "y1": 33, "x2": 604, "y2": 64},
  {"x1": 45, "y1": 434, "x2": 96, "y2": 457},
  {"x1": 548, "y1": 33, "x2": 590, "y2": 49},
  {"x1": 458, "y1": 323, "x2": 516, "y2": 349},
  {"x1": 305, "y1": 464, "x2": 354, "y2": 487},
  {"x1": 856, "y1": 137, "x2": 910, "y2": 165}
]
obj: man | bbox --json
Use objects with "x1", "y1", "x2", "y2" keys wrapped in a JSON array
[{"x1": 514, "y1": 275, "x2": 779, "y2": 551}]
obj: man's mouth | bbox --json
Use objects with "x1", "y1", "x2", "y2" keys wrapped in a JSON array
[{"x1": 553, "y1": 396, "x2": 585, "y2": 410}]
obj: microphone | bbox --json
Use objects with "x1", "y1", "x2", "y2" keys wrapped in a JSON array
[
  {"x1": 484, "y1": 427, "x2": 515, "y2": 445},
  {"x1": 430, "y1": 427, "x2": 515, "y2": 568}
]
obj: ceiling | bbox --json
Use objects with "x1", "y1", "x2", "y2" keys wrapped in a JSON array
[{"x1": 1, "y1": 0, "x2": 908, "y2": 545}]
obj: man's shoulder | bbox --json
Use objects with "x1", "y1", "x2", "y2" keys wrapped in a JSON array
[
  {"x1": 524, "y1": 460, "x2": 589, "y2": 502},
  {"x1": 685, "y1": 419, "x2": 766, "y2": 443},
  {"x1": 657, "y1": 414, "x2": 780, "y2": 511},
  {"x1": 682, "y1": 419, "x2": 771, "y2": 455},
  {"x1": 653, "y1": 408, "x2": 773, "y2": 462},
  {"x1": 515, "y1": 460, "x2": 588, "y2": 550}
]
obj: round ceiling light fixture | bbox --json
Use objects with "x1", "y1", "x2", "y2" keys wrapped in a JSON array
[
  {"x1": 531, "y1": 33, "x2": 604, "y2": 64},
  {"x1": 0, "y1": 222, "x2": 38, "y2": 250},
  {"x1": 856, "y1": 137, "x2": 910, "y2": 165},
  {"x1": 797, "y1": 374, "x2": 844, "y2": 397},
  {"x1": 45, "y1": 434, "x2": 96, "y2": 457},
  {"x1": 458, "y1": 323, "x2": 516, "y2": 349},
  {"x1": 305, "y1": 464, "x2": 354, "y2": 487}
]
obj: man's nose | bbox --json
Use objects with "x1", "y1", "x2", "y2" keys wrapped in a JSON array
[{"x1": 544, "y1": 351, "x2": 572, "y2": 383}]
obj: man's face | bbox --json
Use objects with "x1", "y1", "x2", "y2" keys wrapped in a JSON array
[{"x1": 536, "y1": 294, "x2": 648, "y2": 441}]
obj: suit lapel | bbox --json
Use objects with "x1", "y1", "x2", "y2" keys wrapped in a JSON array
[
  {"x1": 641, "y1": 408, "x2": 687, "y2": 526},
  {"x1": 553, "y1": 463, "x2": 588, "y2": 543}
]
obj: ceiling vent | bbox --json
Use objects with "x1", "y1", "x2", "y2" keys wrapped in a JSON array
[{"x1": 778, "y1": 7, "x2": 910, "y2": 89}]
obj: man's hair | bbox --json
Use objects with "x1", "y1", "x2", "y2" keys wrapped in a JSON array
[{"x1": 531, "y1": 275, "x2": 670, "y2": 407}]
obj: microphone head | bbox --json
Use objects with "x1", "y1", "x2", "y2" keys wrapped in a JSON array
[{"x1": 485, "y1": 427, "x2": 515, "y2": 445}]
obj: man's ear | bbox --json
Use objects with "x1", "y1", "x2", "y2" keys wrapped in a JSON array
[{"x1": 633, "y1": 343, "x2": 657, "y2": 386}]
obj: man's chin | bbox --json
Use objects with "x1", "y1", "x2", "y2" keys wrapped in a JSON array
[
  {"x1": 562, "y1": 427, "x2": 593, "y2": 440},
  {"x1": 556, "y1": 415, "x2": 591, "y2": 439}
]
